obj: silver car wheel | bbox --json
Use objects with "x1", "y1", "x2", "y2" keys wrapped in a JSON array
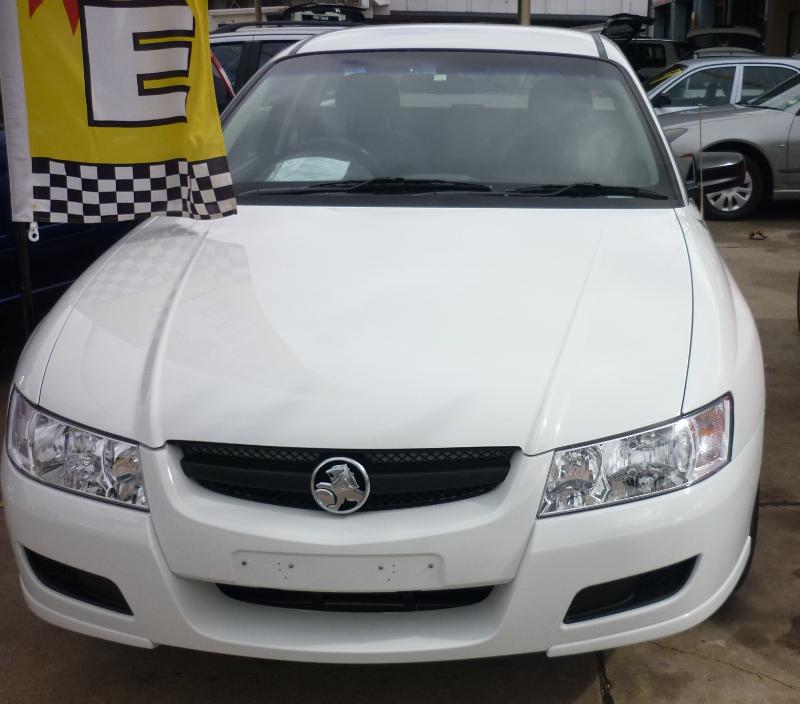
[{"x1": 706, "y1": 169, "x2": 753, "y2": 212}]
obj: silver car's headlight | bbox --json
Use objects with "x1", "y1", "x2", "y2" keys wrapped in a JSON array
[
  {"x1": 6, "y1": 389, "x2": 147, "y2": 510},
  {"x1": 538, "y1": 395, "x2": 731, "y2": 517}
]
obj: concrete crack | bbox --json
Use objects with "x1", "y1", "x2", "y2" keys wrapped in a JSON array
[
  {"x1": 594, "y1": 651, "x2": 615, "y2": 704},
  {"x1": 650, "y1": 641, "x2": 800, "y2": 692},
  {"x1": 758, "y1": 501, "x2": 800, "y2": 508}
]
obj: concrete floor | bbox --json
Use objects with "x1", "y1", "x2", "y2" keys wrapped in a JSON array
[{"x1": 1, "y1": 208, "x2": 799, "y2": 703}]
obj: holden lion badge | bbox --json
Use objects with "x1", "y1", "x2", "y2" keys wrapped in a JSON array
[{"x1": 311, "y1": 457, "x2": 370, "y2": 514}]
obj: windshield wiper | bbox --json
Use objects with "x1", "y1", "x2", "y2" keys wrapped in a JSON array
[
  {"x1": 735, "y1": 101, "x2": 781, "y2": 111},
  {"x1": 238, "y1": 178, "x2": 493, "y2": 197},
  {"x1": 503, "y1": 182, "x2": 669, "y2": 200},
  {"x1": 239, "y1": 179, "x2": 667, "y2": 200}
]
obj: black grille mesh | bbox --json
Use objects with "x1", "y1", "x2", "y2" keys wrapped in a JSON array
[
  {"x1": 180, "y1": 444, "x2": 321, "y2": 464},
  {"x1": 177, "y1": 443, "x2": 517, "y2": 512},
  {"x1": 217, "y1": 583, "x2": 493, "y2": 612}
]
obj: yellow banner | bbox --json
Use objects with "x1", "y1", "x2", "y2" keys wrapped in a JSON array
[{"x1": 10, "y1": 0, "x2": 236, "y2": 222}]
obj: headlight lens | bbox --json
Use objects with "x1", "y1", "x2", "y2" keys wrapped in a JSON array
[
  {"x1": 538, "y1": 395, "x2": 731, "y2": 517},
  {"x1": 6, "y1": 390, "x2": 147, "y2": 510}
]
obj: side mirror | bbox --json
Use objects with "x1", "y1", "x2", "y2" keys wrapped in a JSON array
[
  {"x1": 679, "y1": 152, "x2": 746, "y2": 201},
  {"x1": 651, "y1": 93, "x2": 672, "y2": 108}
]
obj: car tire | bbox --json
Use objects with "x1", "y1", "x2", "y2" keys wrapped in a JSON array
[
  {"x1": 703, "y1": 152, "x2": 764, "y2": 221},
  {"x1": 733, "y1": 488, "x2": 759, "y2": 592}
]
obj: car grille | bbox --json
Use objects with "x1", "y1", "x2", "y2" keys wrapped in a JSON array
[
  {"x1": 217, "y1": 584, "x2": 493, "y2": 612},
  {"x1": 177, "y1": 443, "x2": 517, "y2": 511}
]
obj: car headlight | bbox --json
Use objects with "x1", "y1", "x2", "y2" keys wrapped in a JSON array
[
  {"x1": 6, "y1": 389, "x2": 147, "y2": 510},
  {"x1": 538, "y1": 395, "x2": 731, "y2": 517}
]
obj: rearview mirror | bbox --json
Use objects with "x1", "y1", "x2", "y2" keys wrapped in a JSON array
[
  {"x1": 651, "y1": 94, "x2": 672, "y2": 108},
  {"x1": 678, "y1": 152, "x2": 746, "y2": 202}
]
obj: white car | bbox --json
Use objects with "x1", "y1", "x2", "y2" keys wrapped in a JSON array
[{"x1": 3, "y1": 24, "x2": 764, "y2": 663}]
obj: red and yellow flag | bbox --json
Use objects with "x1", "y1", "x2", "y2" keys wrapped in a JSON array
[
  {"x1": 1, "y1": 0, "x2": 236, "y2": 224},
  {"x1": 29, "y1": 1, "x2": 81, "y2": 33}
]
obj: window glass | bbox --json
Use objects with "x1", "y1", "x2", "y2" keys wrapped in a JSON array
[
  {"x1": 740, "y1": 66, "x2": 797, "y2": 102},
  {"x1": 622, "y1": 43, "x2": 667, "y2": 69},
  {"x1": 224, "y1": 51, "x2": 675, "y2": 202},
  {"x1": 662, "y1": 66, "x2": 736, "y2": 107},
  {"x1": 213, "y1": 75, "x2": 232, "y2": 113},
  {"x1": 212, "y1": 42, "x2": 245, "y2": 85},
  {"x1": 751, "y1": 73, "x2": 800, "y2": 110},
  {"x1": 258, "y1": 41, "x2": 295, "y2": 68}
]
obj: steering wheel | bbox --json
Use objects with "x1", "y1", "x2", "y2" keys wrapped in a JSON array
[{"x1": 265, "y1": 138, "x2": 383, "y2": 180}]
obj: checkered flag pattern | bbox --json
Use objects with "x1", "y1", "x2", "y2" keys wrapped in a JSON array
[{"x1": 31, "y1": 156, "x2": 237, "y2": 223}]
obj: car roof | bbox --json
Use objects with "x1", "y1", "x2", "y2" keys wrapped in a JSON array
[
  {"x1": 686, "y1": 26, "x2": 761, "y2": 39},
  {"x1": 628, "y1": 38, "x2": 685, "y2": 45},
  {"x1": 671, "y1": 55, "x2": 800, "y2": 68},
  {"x1": 211, "y1": 23, "x2": 346, "y2": 38},
  {"x1": 293, "y1": 24, "x2": 604, "y2": 59}
]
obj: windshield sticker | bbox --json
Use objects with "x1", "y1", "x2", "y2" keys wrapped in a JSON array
[{"x1": 270, "y1": 157, "x2": 350, "y2": 182}]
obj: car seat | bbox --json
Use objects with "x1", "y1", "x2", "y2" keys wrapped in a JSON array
[{"x1": 329, "y1": 73, "x2": 425, "y2": 175}]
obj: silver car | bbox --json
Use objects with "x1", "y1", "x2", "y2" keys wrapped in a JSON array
[
  {"x1": 647, "y1": 56, "x2": 800, "y2": 115},
  {"x1": 660, "y1": 74, "x2": 800, "y2": 219}
]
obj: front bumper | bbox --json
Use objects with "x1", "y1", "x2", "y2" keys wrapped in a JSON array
[{"x1": 2, "y1": 419, "x2": 762, "y2": 663}]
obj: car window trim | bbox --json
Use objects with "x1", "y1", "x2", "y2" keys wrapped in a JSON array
[
  {"x1": 732, "y1": 64, "x2": 744, "y2": 104},
  {"x1": 209, "y1": 36, "x2": 255, "y2": 44},
  {"x1": 592, "y1": 33, "x2": 607, "y2": 59}
]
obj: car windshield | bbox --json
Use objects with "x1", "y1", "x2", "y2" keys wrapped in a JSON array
[
  {"x1": 645, "y1": 63, "x2": 688, "y2": 90},
  {"x1": 748, "y1": 73, "x2": 800, "y2": 110},
  {"x1": 224, "y1": 51, "x2": 675, "y2": 202}
]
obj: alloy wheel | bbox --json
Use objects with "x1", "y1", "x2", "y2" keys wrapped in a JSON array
[{"x1": 706, "y1": 169, "x2": 753, "y2": 213}]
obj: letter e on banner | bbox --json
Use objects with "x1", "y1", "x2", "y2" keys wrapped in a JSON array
[{"x1": 81, "y1": 1, "x2": 195, "y2": 126}]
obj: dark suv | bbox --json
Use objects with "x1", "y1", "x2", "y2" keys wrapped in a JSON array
[
  {"x1": 210, "y1": 22, "x2": 352, "y2": 111},
  {"x1": 620, "y1": 39, "x2": 690, "y2": 81}
]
